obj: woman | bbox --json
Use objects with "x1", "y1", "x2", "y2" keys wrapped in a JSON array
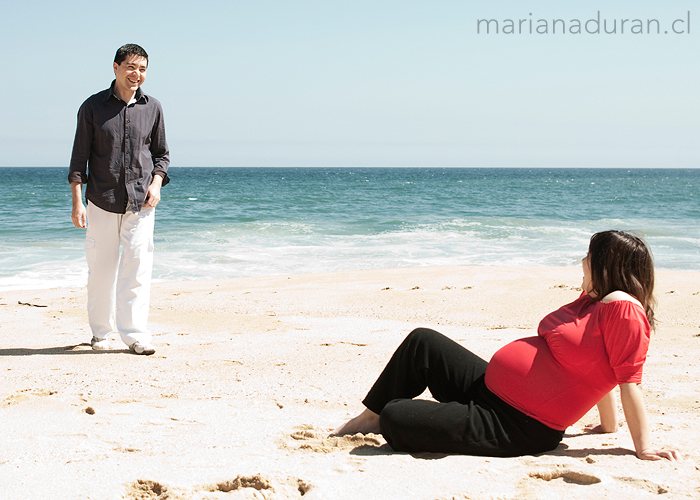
[{"x1": 332, "y1": 231, "x2": 679, "y2": 460}]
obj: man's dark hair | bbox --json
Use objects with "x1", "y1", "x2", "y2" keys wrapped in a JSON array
[{"x1": 114, "y1": 44, "x2": 149, "y2": 66}]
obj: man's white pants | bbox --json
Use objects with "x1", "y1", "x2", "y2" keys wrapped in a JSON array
[{"x1": 85, "y1": 201, "x2": 155, "y2": 346}]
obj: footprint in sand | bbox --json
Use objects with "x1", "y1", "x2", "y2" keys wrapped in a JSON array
[
  {"x1": 612, "y1": 476, "x2": 669, "y2": 495},
  {"x1": 2, "y1": 388, "x2": 57, "y2": 407},
  {"x1": 283, "y1": 424, "x2": 385, "y2": 453},
  {"x1": 124, "y1": 474, "x2": 313, "y2": 499},
  {"x1": 529, "y1": 468, "x2": 602, "y2": 485},
  {"x1": 529, "y1": 468, "x2": 670, "y2": 495}
]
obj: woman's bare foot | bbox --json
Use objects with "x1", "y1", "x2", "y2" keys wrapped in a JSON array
[{"x1": 331, "y1": 408, "x2": 381, "y2": 436}]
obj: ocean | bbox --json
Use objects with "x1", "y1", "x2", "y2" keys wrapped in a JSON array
[{"x1": 0, "y1": 167, "x2": 698, "y2": 291}]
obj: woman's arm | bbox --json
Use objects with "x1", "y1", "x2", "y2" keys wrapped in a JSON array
[
  {"x1": 587, "y1": 389, "x2": 618, "y2": 433},
  {"x1": 619, "y1": 382, "x2": 679, "y2": 460}
]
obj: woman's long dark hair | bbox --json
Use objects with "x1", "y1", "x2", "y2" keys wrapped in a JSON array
[{"x1": 588, "y1": 230, "x2": 656, "y2": 328}]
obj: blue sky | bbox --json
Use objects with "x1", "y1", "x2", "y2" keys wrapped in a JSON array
[{"x1": 0, "y1": 0, "x2": 697, "y2": 167}]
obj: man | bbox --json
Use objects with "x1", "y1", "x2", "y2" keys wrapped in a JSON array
[{"x1": 68, "y1": 44, "x2": 169, "y2": 355}]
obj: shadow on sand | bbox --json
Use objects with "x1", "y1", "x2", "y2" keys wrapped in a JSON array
[{"x1": 0, "y1": 343, "x2": 130, "y2": 357}]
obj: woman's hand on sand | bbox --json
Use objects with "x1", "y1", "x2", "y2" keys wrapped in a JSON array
[
  {"x1": 584, "y1": 424, "x2": 679, "y2": 460},
  {"x1": 584, "y1": 423, "x2": 617, "y2": 434},
  {"x1": 637, "y1": 448, "x2": 681, "y2": 461}
]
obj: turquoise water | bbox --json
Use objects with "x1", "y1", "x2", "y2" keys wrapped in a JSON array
[{"x1": 0, "y1": 167, "x2": 698, "y2": 290}]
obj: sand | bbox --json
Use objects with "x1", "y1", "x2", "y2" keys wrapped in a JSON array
[{"x1": 0, "y1": 266, "x2": 698, "y2": 499}]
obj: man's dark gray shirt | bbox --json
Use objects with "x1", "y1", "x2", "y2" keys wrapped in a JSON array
[{"x1": 68, "y1": 81, "x2": 170, "y2": 214}]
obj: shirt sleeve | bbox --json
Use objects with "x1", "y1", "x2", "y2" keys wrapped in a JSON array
[
  {"x1": 601, "y1": 301, "x2": 651, "y2": 384},
  {"x1": 68, "y1": 100, "x2": 92, "y2": 185},
  {"x1": 149, "y1": 101, "x2": 170, "y2": 186}
]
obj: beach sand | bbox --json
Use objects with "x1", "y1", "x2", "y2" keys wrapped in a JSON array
[{"x1": 1, "y1": 266, "x2": 698, "y2": 499}]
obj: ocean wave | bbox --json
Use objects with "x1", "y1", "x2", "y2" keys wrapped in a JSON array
[{"x1": 1, "y1": 167, "x2": 698, "y2": 290}]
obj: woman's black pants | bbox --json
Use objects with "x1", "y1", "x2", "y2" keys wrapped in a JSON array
[{"x1": 362, "y1": 328, "x2": 564, "y2": 457}]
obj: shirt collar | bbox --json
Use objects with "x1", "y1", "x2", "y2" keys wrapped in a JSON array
[{"x1": 104, "y1": 80, "x2": 148, "y2": 104}]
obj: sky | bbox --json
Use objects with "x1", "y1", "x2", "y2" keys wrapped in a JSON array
[{"x1": 0, "y1": 0, "x2": 697, "y2": 168}]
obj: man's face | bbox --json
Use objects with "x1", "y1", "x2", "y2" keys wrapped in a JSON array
[{"x1": 113, "y1": 54, "x2": 148, "y2": 96}]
